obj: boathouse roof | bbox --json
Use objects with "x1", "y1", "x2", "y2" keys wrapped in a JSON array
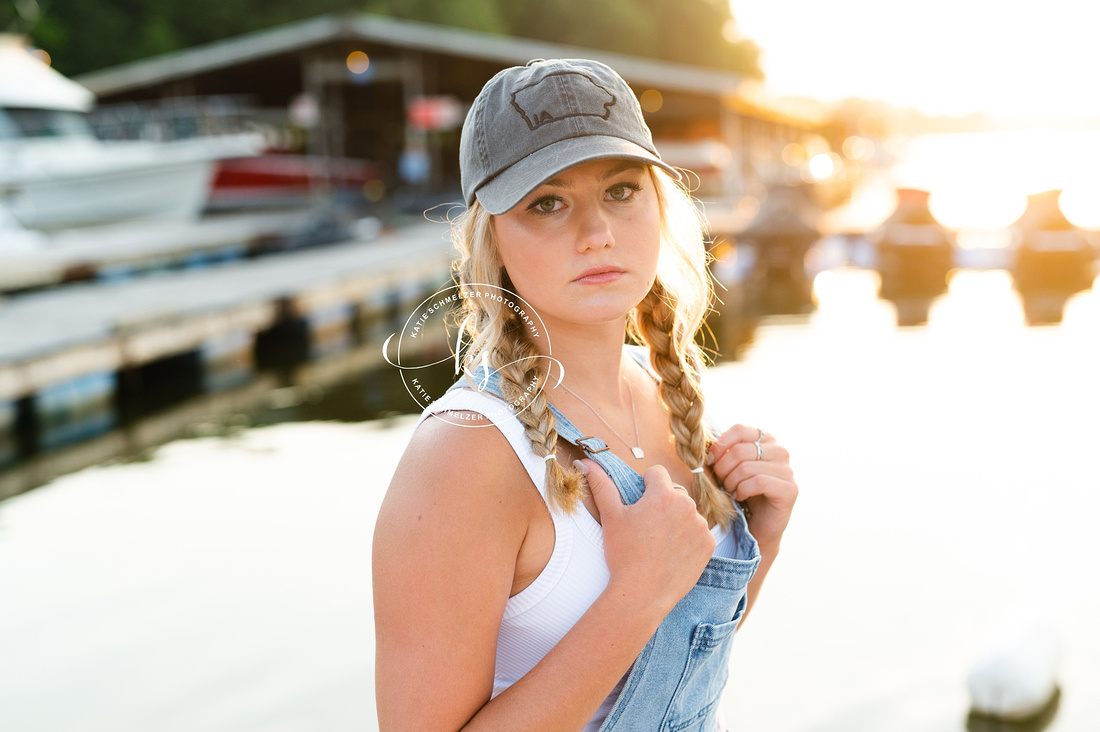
[{"x1": 75, "y1": 13, "x2": 745, "y2": 99}]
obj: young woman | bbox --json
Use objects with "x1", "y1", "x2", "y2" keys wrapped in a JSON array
[{"x1": 373, "y1": 58, "x2": 798, "y2": 731}]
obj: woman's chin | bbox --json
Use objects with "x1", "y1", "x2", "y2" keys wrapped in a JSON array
[
  {"x1": 560, "y1": 301, "x2": 640, "y2": 326},
  {"x1": 523, "y1": 285, "x2": 651, "y2": 330}
]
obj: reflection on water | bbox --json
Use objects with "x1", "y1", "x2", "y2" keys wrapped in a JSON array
[
  {"x1": 967, "y1": 687, "x2": 1061, "y2": 732},
  {"x1": 712, "y1": 269, "x2": 1100, "y2": 732},
  {"x1": 2, "y1": 267, "x2": 1098, "y2": 731},
  {"x1": 0, "y1": 419, "x2": 409, "y2": 732},
  {"x1": 0, "y1": 329, "x2": 458, "y2": 501}
]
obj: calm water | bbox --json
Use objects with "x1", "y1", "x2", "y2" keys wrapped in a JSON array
[
  {"x1": 713, "y1": 270, "x2": 1100, "y2": 731},
  {"x1": 2, "y1": 267, "x2": 1098, "y2": 731},
  {"x1": 3, "y1": 130, "x2": 1100, "y2": 730}
]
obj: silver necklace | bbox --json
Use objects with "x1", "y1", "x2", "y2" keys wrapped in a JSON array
[{"x1": 559, "y1": 379, "x2": 645, "y2": 459}]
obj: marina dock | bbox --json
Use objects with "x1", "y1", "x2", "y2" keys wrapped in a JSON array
[{"x1": 0, "y1": 221, "x2": 457, "y2": 467}]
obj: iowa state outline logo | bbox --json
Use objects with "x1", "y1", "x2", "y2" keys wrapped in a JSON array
[{"x1": 510, "y1": 72, "x2": 616, "y2": 130}]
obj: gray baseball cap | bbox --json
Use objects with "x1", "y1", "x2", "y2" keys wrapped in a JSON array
[{"x1": 459, "y1": 58, "x2": 681, "y2": 215}]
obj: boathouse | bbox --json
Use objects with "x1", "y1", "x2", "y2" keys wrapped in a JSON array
[
  {"x1": 1, "y1": 16, "x2": 825, "y2": 492},
  {"x1": 75, "y1": 13, "x2": 822, "y2": 209}
]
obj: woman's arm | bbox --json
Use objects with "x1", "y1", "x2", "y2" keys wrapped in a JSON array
[
  {"x1": 373, "y1": 415, "x2": 524, "y2": 728},
  {"x1": 374, "y1": 418, "x2": 717, "y2": 731},
  {"x1": 740, "y1": 537, "x2": 782, "y2": 624},
  {"x1": 706, "y1": 424, "x2": 798, "y2": 624}
]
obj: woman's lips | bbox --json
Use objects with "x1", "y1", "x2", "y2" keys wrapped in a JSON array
[{"x1": 574, "y1": 267, "x2": 625, "y2": 284}]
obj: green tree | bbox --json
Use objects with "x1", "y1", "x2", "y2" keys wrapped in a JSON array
[
  {"x1": 366, "y1": 0, "x2": 762, "y2": 75},
  {"x1": 5, "y1": 0, "x2": 760, "y2": 79},
  {"x1": 4, "y1": 0, "x2": 365, "y2": 74}
]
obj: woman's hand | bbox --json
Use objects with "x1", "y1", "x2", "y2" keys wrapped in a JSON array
[
  {"x1": 707, "y1": 424, "x2": 798, "y2": 549},
  {"x1": 577, "y1": 459, "x2": 716, "y2": 623}
]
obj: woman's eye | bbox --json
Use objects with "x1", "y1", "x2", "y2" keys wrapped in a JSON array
[
  {"x1": 607, "y1": 183, "x2": 639, "y2": 201},
  {"x1": 528, "y1": 196, "x2": 562, "y2": 214}
]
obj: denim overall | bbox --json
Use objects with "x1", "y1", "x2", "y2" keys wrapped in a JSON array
[{"x1": 446, "y1": 352, "x2": 760, "y2": 731}]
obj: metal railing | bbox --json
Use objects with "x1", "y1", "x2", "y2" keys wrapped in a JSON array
[{"x1": 87, "y1": 95, "x2": 286, "y2": 144}]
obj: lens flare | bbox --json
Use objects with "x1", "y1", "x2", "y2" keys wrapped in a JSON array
[
  {"x1": 346, "y1": 52, "x2": 370, "y2": 75},
  {"x1": 640, "y1": 89, "x2": 663, "y2": 113}
]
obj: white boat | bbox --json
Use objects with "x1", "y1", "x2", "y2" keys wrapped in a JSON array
[{"x1": 0, "y1": 34, "x2": 262, "y2": 232}]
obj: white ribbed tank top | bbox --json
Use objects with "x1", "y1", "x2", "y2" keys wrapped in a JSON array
[
  {"x1": 412, "y1": 358, "x2": 737, "y2": 730},
  {"x1": 414, "y1": 385, "x2": 620, "y2": 729}
]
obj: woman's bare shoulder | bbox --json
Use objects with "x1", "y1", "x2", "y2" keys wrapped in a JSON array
[
  {"x1": 378, "y1": 409, "x2": 533, "y2": 543},
  {"x1": 402, "y1": 409, "x2": 524, "y2": 483}
]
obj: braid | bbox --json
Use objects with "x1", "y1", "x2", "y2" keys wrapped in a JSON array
[
  {"x1": 451, "y1": 202, "x2": 584, "y2": 513},
  {"x1": 627, "y1": 169, "x2": 739, "y2": 529},
  {"x1": 637, "y1": 285, "x2": 737, "y2": 528},
  {"x1": 495, "y1": 320, "x2": 584, "y2": 512}
]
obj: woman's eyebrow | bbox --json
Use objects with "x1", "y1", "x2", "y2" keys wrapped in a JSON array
[
  {"x1": 539, "y1": 162, "x2": 647, "y2": 190},
  {"x1": 601, "y1": 161, "x2": 646, "y2": 179}
]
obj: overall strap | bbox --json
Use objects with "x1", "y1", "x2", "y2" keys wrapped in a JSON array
[{"x1": 446, "y1": 366, "x2": 645, "y2": 505}]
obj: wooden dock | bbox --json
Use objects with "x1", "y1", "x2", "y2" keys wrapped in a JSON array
[{"x1": 0, "y1": 221, "x2": 456, "y2": 407}]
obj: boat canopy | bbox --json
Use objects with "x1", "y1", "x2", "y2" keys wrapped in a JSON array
[{"x1": 0, "y1": 34, "x2": 95, "y2": 112}]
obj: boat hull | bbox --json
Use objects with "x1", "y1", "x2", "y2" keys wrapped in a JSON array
[
  {"x1": 0, "y1": 135, "x2": 263, "y2": 231},
  {"x1": 3, "y1": 158, "x2": 215, "y2": 231}
]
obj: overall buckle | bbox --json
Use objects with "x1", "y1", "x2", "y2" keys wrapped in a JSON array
[{"x1": 576, "y1": 436, "x2": 610, "y2": 455}]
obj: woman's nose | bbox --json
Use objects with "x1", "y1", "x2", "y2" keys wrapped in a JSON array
[{"x1": 574, "y1": 201, "x2": 614, "y2": 251}]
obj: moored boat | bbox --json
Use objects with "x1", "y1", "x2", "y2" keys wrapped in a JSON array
[
  {"x1": 735, "y1": 183, "x2": 822, "y2": 315},
  {"x1": 1008, "y1": 189, "x2": 1097, "y2": 325},
  {"x1": 870, "y1": 188, "x2": 954, "y2": 301},
  {"x1": 0, "y1": 34, "x2": 261, "y2": 233},
  {"x1": 208, "y1": 154, "x2": 380, "y2": 211},
  {"x1": 1010, "y1": 189, "x2": 1095, "y2": 295}
]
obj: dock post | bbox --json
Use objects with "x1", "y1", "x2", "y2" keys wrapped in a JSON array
[
  {"x1": 0, "y1": 398, "x2": 16, "y2": 469},
  {"x1": 32, "y1": 372, "x2": 118, "y2": 451},
  {"x1": 200, "y1": 329, "x2": 256, "y2": 391}
]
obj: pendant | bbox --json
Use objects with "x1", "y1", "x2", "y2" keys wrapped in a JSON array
[{"x1": 631, "y1": 446, "x2": 645, "y2": 459}]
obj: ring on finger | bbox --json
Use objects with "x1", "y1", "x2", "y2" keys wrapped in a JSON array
[
  {"x1": 672, "y1": 483, "x2": 688, "y2": 492},
  {"x1": 754, "y1": 439, "x2": 764, "y2": 461}
]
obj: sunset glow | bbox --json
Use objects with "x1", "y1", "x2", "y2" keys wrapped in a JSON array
[
  {"x1": 890, "y1": 131, "x2": 1100, "y2": 229},
  {"x1": 730, "y1": 0, "x2": 1100, "y2": 120}
]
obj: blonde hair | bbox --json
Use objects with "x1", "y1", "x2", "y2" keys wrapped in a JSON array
[{"x1": 449, "y1": 168, "x2": 737, "y2": 529}]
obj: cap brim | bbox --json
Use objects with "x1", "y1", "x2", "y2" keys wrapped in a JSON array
[{"x1": 472, "y1": 135, "x2": 682, "y2": 216}]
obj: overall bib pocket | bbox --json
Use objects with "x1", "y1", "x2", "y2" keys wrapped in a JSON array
[{"x1": 661, "y1": 592, "x2": 748, "y2": 731}]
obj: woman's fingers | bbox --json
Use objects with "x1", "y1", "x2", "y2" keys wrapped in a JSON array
[
  {"x1": 593, "y1": 462, "x2": 716, "y2": 616},
  {"x1": 711, "y1": 440, "x2": 789, "y2": 483},
  {"x1": 708, "y1": 424, "x2": 798, "y2": 547},
  {"x1": 721, "y1": 460, "x2": 795, "y2": 500},
  {"x1": 707, "y1": 424, "x2": 770, "y2": 465},
  {"x1": 576, "y1": 459, "x2": 624, "y2": 524},
  {"x1": 707, "y1": 425, "x2": 793, "y2": 502},
  {"x1": 716, "y1": 456, "x2": 792, "y2": 497}
]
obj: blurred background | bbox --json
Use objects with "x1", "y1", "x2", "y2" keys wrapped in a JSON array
[{"x1": 1, "y1": 1, "x2": 1098, "y2": 730}]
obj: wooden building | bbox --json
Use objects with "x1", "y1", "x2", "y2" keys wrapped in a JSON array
[{"x1": 76, "y1": 13, "x2": 823, "y2": 212}]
